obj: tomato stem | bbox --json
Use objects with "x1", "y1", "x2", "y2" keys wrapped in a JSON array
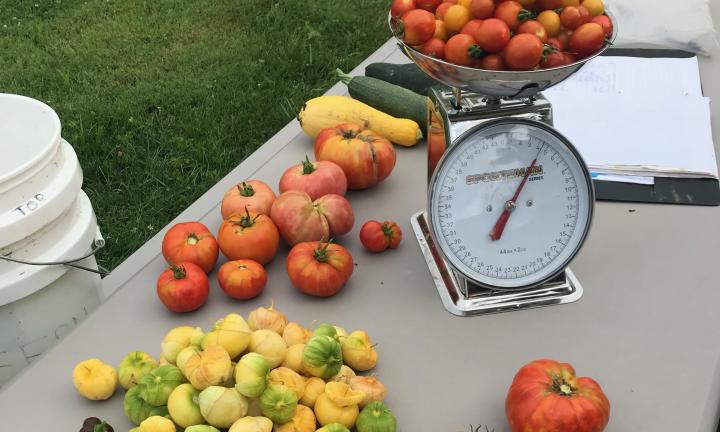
[
  {"x1": 518, "y1": 9, "x2": 536, "y2": 22},
  {"x1": 238, "y1": 182, "x2": 255, "y2": 197},
  {"x1": 302, "y1": 155, "x2": 316, "y2": 175},
  {"x1": 381, "y1": 223, "x2": 394, "y2": 240},
  {"x1": 233, "y1": 206, "x2": 259, "y2": 229},
  {"x1": 468, "y1": 44, "x2": 485, "y2": 60},
  {"x1": 313, "y1": 239, "x2": 333, "y2": 263},
  {"x1": 170, "y1": 264, "x2": 186, "y2": 279},
  {"x1": 339, "y1": 126, "x2": 358, "y2": 140},
  {"x1": 186, "y1": 233, "x2": 199, "y2": 245},
  {"x1": 549, "y1": 377, "x2": 576, "y2": 396}
]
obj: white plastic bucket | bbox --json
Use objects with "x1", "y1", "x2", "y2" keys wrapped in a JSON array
[{"x1": 0, "y1": 94, "x2": 102, "y2": 387}]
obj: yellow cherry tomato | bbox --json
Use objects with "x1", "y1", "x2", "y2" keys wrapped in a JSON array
[
  {"x1": 457, "y1": 0, "x2": 473, "y2": 7},
  {"x1": 537, "y1": 10, "x2": 561, "y2": 36},
  {"x1": 434, "y1": 19, "x2": 450, "y2": 41},
  {"x1": 582, "y1": 0, "x2": 605, "y2": 16},
  {"x1": 443, "y1": 4, "x2": 471, "y2": 34},
  {"x1": 562, "y1": 0, "x2": 580, "y2": 6}
]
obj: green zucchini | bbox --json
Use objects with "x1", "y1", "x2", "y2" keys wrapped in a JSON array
[
  {"x1": 364, "y1": 62, "x2": 445, "y2": 96},
  {"x1": 336, "y1": 69, "x2": 427, "y2": 132}
]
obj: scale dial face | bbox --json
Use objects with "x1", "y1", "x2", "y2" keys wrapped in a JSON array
[{"x1": 429, "y1": 118, "x2": 594, "y2": 290}]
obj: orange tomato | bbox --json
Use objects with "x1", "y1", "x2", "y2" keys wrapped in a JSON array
[
  {"x1": 420, "y1": 37, "x2": 446, "y2": 59},
  {"x1": 445, "y1": 33, "x2": 480, "y2": 66},
  {"x1": 221, "y1": 179, "x2": 276, "y2": 219},
  {"x1": 286, "y1": 241, "x2": 354, "y2": 297},
  {"x1": 434, "y1": 19, "x2": 450, "y2": 40},
  {"x1": 161, "y1": 222, "x2": 219, "y2": 273},
  {"x1": 582, "y1": 0, "x2": 605, "y2": 16},
  {"x1": 504, "y1": 33, "x2": 543, "y2": 70},
  {"x1": 480, "y1": 53, "x2": 505, "y2": 70},
  {"x1": 460, "y1": 19, "x2": 484, "y2": 36},
  {"x1": 518, "y1": 0, "x2": 536, "y2": 6},
  {"x1": 435, "y1": 1, "x2": 455, "y2": 19},
  {"x1": 494, "y1": 0, "x2": 526, "y2": 31},
  {"x1": 517, "y1": 20, "x2": 548, "y2": 43},
  {"x1": 217, "y1": 209, "x2": 280, "y2": 264},
  {"x1": 537, "y1": 10, "x2": 561, "y2": 36},
  {"x1": 217, "y1": 259, "x2": 267, "y2": 300},
  {"x1": 443, "y1": 4, "x2": 471, "y2": 33}
]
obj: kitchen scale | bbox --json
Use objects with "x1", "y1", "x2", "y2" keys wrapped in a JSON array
[{"x1": 391, "y1": 15, "x2": 616, "y2": 316}]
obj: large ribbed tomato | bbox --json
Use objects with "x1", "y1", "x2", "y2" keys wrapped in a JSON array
[
  {"x1": 286, "y1": 241, "x2": 353, "y2": 297},
  {"x1": 161, "y1": 222, "x2": 219, "y2": 273},
  {"x1": 314, "y1": 123, "x2": 396, "y2": 190},
  {"x1": 506, "y1": 359, "x2": 610, "y2": 432}
]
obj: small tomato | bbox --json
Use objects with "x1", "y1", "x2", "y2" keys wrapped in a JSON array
[
  {"x1": 156, "y1": 263, "x2": 209, "y2": 313},
  {"x1": 161, "y1": 222, "x2": 219, "y2": 273},
  {"x1": 217, "y1": 259, "x2": 267, "y2": 300},
  {"x1": 359, "y1": 221, "x2": 403, "y2": 253}
]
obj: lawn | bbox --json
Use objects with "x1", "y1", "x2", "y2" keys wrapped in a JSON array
[{"x1": 0, "y1": 0, "x2": 390, "y2": 270}]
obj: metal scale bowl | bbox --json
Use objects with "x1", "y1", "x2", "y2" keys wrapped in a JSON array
[{"x1": 390, "y1": 14, "x2": 617, "y2": 316}]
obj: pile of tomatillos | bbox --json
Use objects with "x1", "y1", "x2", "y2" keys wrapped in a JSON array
[{"x1": 72, "y1": 305, "x2": 395, "y2": 432}]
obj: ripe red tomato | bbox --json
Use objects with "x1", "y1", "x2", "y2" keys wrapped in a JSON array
[
  {"x1": 546, "y1": 36, "x2": 565, "y2": 51},
  {"x1": 217, "y1": 259, "x2": 267, "y2": 300},
  {"x1": 460, "y1": 19, "x2": 484, "y2": 36},
  {"x1": 401, "y1": 9, "x2": 437, "y2": 45},
  {"x1": 480, "y1": 53, "x2": 505, "y2": 70},
  {"x1": 494, "y1": 1, "x2": 526, "y2": 31},
  {"x1": 536, "y1": 0, "x2": 562, "y2": 10},
  {"x1": 541, "y1": 51, "x2": 573, "y2": 68},
  {"x1": 279, "y1": 157, "x2": 347, "y2": 201},
  {"x1": 469, "y1": 0, "x2": 494, "y2": 19},
  {"x1": 435, "y1": 2, "x2": 454, "y2": 19},
  {"x1": 156, "y1": 263, "x2": 209, "y2": 313},
  {"x1": 221, "y1": 179, "x2": 276, "y2": 219},
  {"x1": 359, "y1": 221, "x2": 403, "y2": 253},
  {"x1": 445, "y1": 33, "x2": 481, "y2": 66},
  {"x1": 506, "y1": 359, "x2": 610, "y2": 432},
  {"x1": 161, "y1": 222, "x2": 219, "y2": 273},
  {"x1": 569, "y1": 22, "x2": 605, "y2": 58},
  {"x1": 517, "y1": 20, "x2": 548, "y2": 43},
  {"x1": 504, "y1": 33, "x2": 543, "y2": 70},
  {"x1": 286, "y1": 241, "x2": 354, "y2": 297},
  {"x1": 417, "y1": 0, "x2": 442, "y2": 12},
  {"x1": 390, "y1": 0, "x2": 416, "y2": 18},
  {"x1": 560, "y1": 6, "x2": 583, "y2": 30},
  {"x1": 590, "y1": 14, "x2": 613, "y2": 36},
  {"x1": 475, "y1": 18, "x2": 511, "y2": 53},
  {"x1": 217, "y1": 208, "x2": 280, "y2": 264},
  {"x1": 420, "y1": 37, "x2": 446, "y2": 59}
]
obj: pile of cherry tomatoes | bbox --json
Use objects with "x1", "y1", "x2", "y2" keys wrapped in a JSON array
[{"x1": 391, "y1": 0, "x2": 613, "y2": 71}]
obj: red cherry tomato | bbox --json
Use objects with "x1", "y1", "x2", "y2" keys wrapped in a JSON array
[
  {"x1": 435, "y1": 1, "x2": 455, "y2": 19},
  {"x1": 577, "y1": 5, "x2": 592, "y2": 24},
  {"x1": 217, "y1": 259, "x2": 267, "y2": 300},
  {"x1": 590, "y1": 15, "x2": 613, "y2": 36},
  {"x1": 517, "y1": 20, "x2": 548, "y2": 43},
  {"x1": 560, "y1": 6, "x2": 583, "y2": 30},
  {"x1": 401, "y1": 9, "x2": 437, "y2": 45},
  {"x1": 445, "y1": 33, "x2": 481, "y2": 66},
  {"x1": 460, "y1": 19, "x2": 484, "y2": 36},
  {"x1": 480, "y1": 53, "x2": 506, "y2": 70},
  {"x1": 536, "y1": 0, "x2": 563, "y2": 10},
  {"x1": 420, "y1": 37, "x2": 446, "y2": 59},
  {"x1": 417, "y1": 0, "x2": 442, "y2": 12},
  {"x1": 569, "y1": 22, "x2": 606, "y2": 58},
  {"x1": 469, "y1": 0, "x2": 495, "y2": 19},
  {"x1": 504, "y1": 33, "x2": 543, "y2": 70},
  {"x1": 475, "y1": 18, "x2": 511, "y2": 53},
  {"x1": 390, "y1": 0, "x2": 417, "y2": 18},
  {"x1": 359, "y1": 220, "x2": 403, "y2": 253},
  {"x1": 162, "y1": 222, "x2": 219, "y2": 273},
  {"x1": 546, "y1": 36, "x2": 565, "y2": 51},
  {"x1": 541, "y1": 51, "x2": 573, "y2": 68},
  {"x1": 156, "y1": 263, "x2": 209, "y2": 313},
  {"x1": 494, "y1": 0, "x2": 526, "y2": 31}
]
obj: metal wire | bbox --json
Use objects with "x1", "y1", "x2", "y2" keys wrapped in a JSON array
[{"x1": 0, "y1": 243, "x2": 109, "y2": 276}]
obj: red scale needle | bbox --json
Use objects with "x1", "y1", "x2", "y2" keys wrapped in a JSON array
[{"x1": 489, "y1": 145, "x2": 544, "y2": 242}]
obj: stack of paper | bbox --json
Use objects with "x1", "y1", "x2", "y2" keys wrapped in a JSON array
[{"x1": 543, "y1": 56, "x2": 718, "y2": 185}]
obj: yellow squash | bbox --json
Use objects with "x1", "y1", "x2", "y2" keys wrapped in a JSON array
[{"x1": 298, "y1": 95, "x2": 422, "y2": 147}]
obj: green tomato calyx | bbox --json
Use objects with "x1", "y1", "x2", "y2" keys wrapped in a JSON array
[
  {"x1": 238, "y1": 182, "x2": 255, "y2": 197},
  {"x1": 170, "y1": 265, "x2": 187, "y2": 279},
  {"x1": 302, "y1": 155, "x2": 316, "y2": 175}
]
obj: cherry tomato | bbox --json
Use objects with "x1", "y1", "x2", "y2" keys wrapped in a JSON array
[
  {"x1": 443, "y1": 4, "x2": 472, "y2": 33},
  {"x1": 537, "y1": 10, "x2": 561, "y2": 36},
  {"x1": 577, "y1": 5, "x2": 591, "y2": 24},
  {"x1": 417, "y1": 0, "x2": 442, "y2": 12},
  {"x1": 217, "y1": 259, "x2": 267, "y2": 300},
  {"x1": 480, "y1": 53, "x2": 506, "y2": 70},
  {"x1": 435, "y1": 1, "x2": 455, "y2": 19},
  {"x1": 582, "y1": 0, "x2": 605, "y2": 16},
  {"x1": 547, "y1": 36, "x2": 565, "y2": 51},
  {"x1": 475, "y1": 18, "x2": 511, "y2": 53},
  {"x1": 561, "y1": 0, "x2": 580, "y2": 6},
  {"x1": 460, "y1": 19, "x2": 484, "y2": 36},
  {"x1": 494, "y1": 0, "x2": 526, "y2": 31},
  {"x1": 420, "y1": 37, "x2": 447, "y2": 59},
  {"x1": 517, "y1": 20, "x2": 548, "y2": 43},
  {"x1": 390, "y1": 0, "x2": 417, "y2": 18},
  {"x1": 569, "y1": 22, "x2": 605, "y2": 58},
  {"x1": 445, "y1": 33, "x2": 481, "y2": 66},
  {"x1": 434, "y1": 19, "x2": 450, "y2": 40},
  {"x1": 504, "y1": 33, "x2": 543, "y2": 70},
  {"x1": 541, "y1": 51, "x2": 573, "y2": 68},
  {"x1": 560, "y1": 6, "x2": 585, "y2": 30},
  {"x1": 401, "y1": 9, "x2": 436, "y2": 45},
  {"x1": 469, "y1": 0, "x2": 494, "y2": 19},
  {"x1": 590, "y1": 15, "x2": 613, "y2": 36},
  {"x1": 359, "y1": 220, "x2": 403, "y2": 253},
  {"x1": 162, "y1": 222, "x2": 219, "y2": 273},
  {"x1": 536, "y1": 0, "x2": 563, "y2": 10},
  {"x1": 456, "y1": 0, "x2": 472, "y2": 7}
]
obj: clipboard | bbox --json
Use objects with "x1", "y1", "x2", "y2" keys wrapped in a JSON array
[{"x1": 593, "y1": 48, "x2": 720, "y2": 206}]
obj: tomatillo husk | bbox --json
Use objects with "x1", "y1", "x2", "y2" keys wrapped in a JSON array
[
  {"x1": 259, "y1": 384, "x2": 298, "y2": 424},
  {"x1": 198, "y1": 386, "x2": 248, "y2": 428},
  {"x1": 139, "y1": 415, "x2": 176, "y2": 432},
  {"x1": 303, "y1": 335, "x2": 342, "y2": 379},
  {"x1": 269, "y1": 366, "x2": 306, "y2": 399},
  {"x1": 340, "y1": 331, "x2": 378, "y2": 372},
  {"x1": 228, "y1": 416, "x2": 273, "y2": 432},
  {"x1": 118, "y1": 351, "x2": 158, "y2": 390},
  {"x1": 161, "y1": 326, "x2": 204, "y2": 364},
  {"x1": 167, "y1": 383, "x2": 204, "y2": 428},
  {"x1": 275, "y1": 404, "x2": 316, "y2": 432},
  {"x1": 234, "y1": 352, "x2": 270, "y2": 398},
  {"x1": 283, "y1": 322, "x2": 312, "y2": 346},
  {"x1": 315, "y1": 424, "x2": 351, "y2": 432},
  {"x1": 325, "y1": 381, "x2": 364, "y2": 407},
  {"x1": 249, "y1": 329, "x2": 288, "y2": 369},
  {"x1": 183, "y1": 345, "x2": 232, "y2": 390},
  {"x1": 281, "y1": 343, "x2": 306, "y2": 375},
  {"x1": 314, "y1": 392, "x2": 359, "y2": 429},
  {"x1": 299, "y1": 377, "x2": 325, "y2": 408},
  {"x1": 356, "y1": 401, "x2": 397, "y2": 432},
  {"x1": 202, "y1": 313, "x2": 252, "y2": 359},
  {"x1": 349, "y1": 376, "x2": 387, "y2": 408},
  {"x1": 248, "y1": 303, "x2": 288, "y2": 334},
  {"x1": 330, "y1": 365, "x2": 356, "y2": 384}
]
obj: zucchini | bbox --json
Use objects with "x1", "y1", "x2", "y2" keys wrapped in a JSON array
[
  {"x1": 364, "y1": 62, "x2": 446, "y2": 96},
  {"x1": 337, "y1": 69, "x2": 427, "y2": 132}
]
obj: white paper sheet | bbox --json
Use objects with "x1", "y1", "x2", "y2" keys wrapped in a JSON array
[{"x1": 592, "y1": 173, "x2": 655, "y2": 185}]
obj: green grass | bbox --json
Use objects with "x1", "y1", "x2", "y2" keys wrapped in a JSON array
[{"x1": 0, "y1": 0, "x2": 390, "y2": 270}]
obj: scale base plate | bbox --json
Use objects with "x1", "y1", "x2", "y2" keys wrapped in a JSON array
[{"x1": 411, "y1": 211, "x2": 583, "y2": 316}]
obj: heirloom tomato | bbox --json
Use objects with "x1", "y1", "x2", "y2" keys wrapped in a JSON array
[
  {"x1": 221, "y1": 179, "x2": 276, "y2": 219},
  {"x1": 161, "y1": 222, "x2": 219, "y2": 273},
  {"x1": 286, "y1": 241, "x2": 354, "y2": 297},
  {"x1": 217, "y1": 208, "x2": 280, "y2": 264},
  {"x1": 157, "y1": 263, "x2": 209, "y2": 313},
  {"x1": 217, "y1": 259, "x2": 267, "y2": 300},
  {"x1": 359, "y1": 221, "x2": 403, "y2": 253}
]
